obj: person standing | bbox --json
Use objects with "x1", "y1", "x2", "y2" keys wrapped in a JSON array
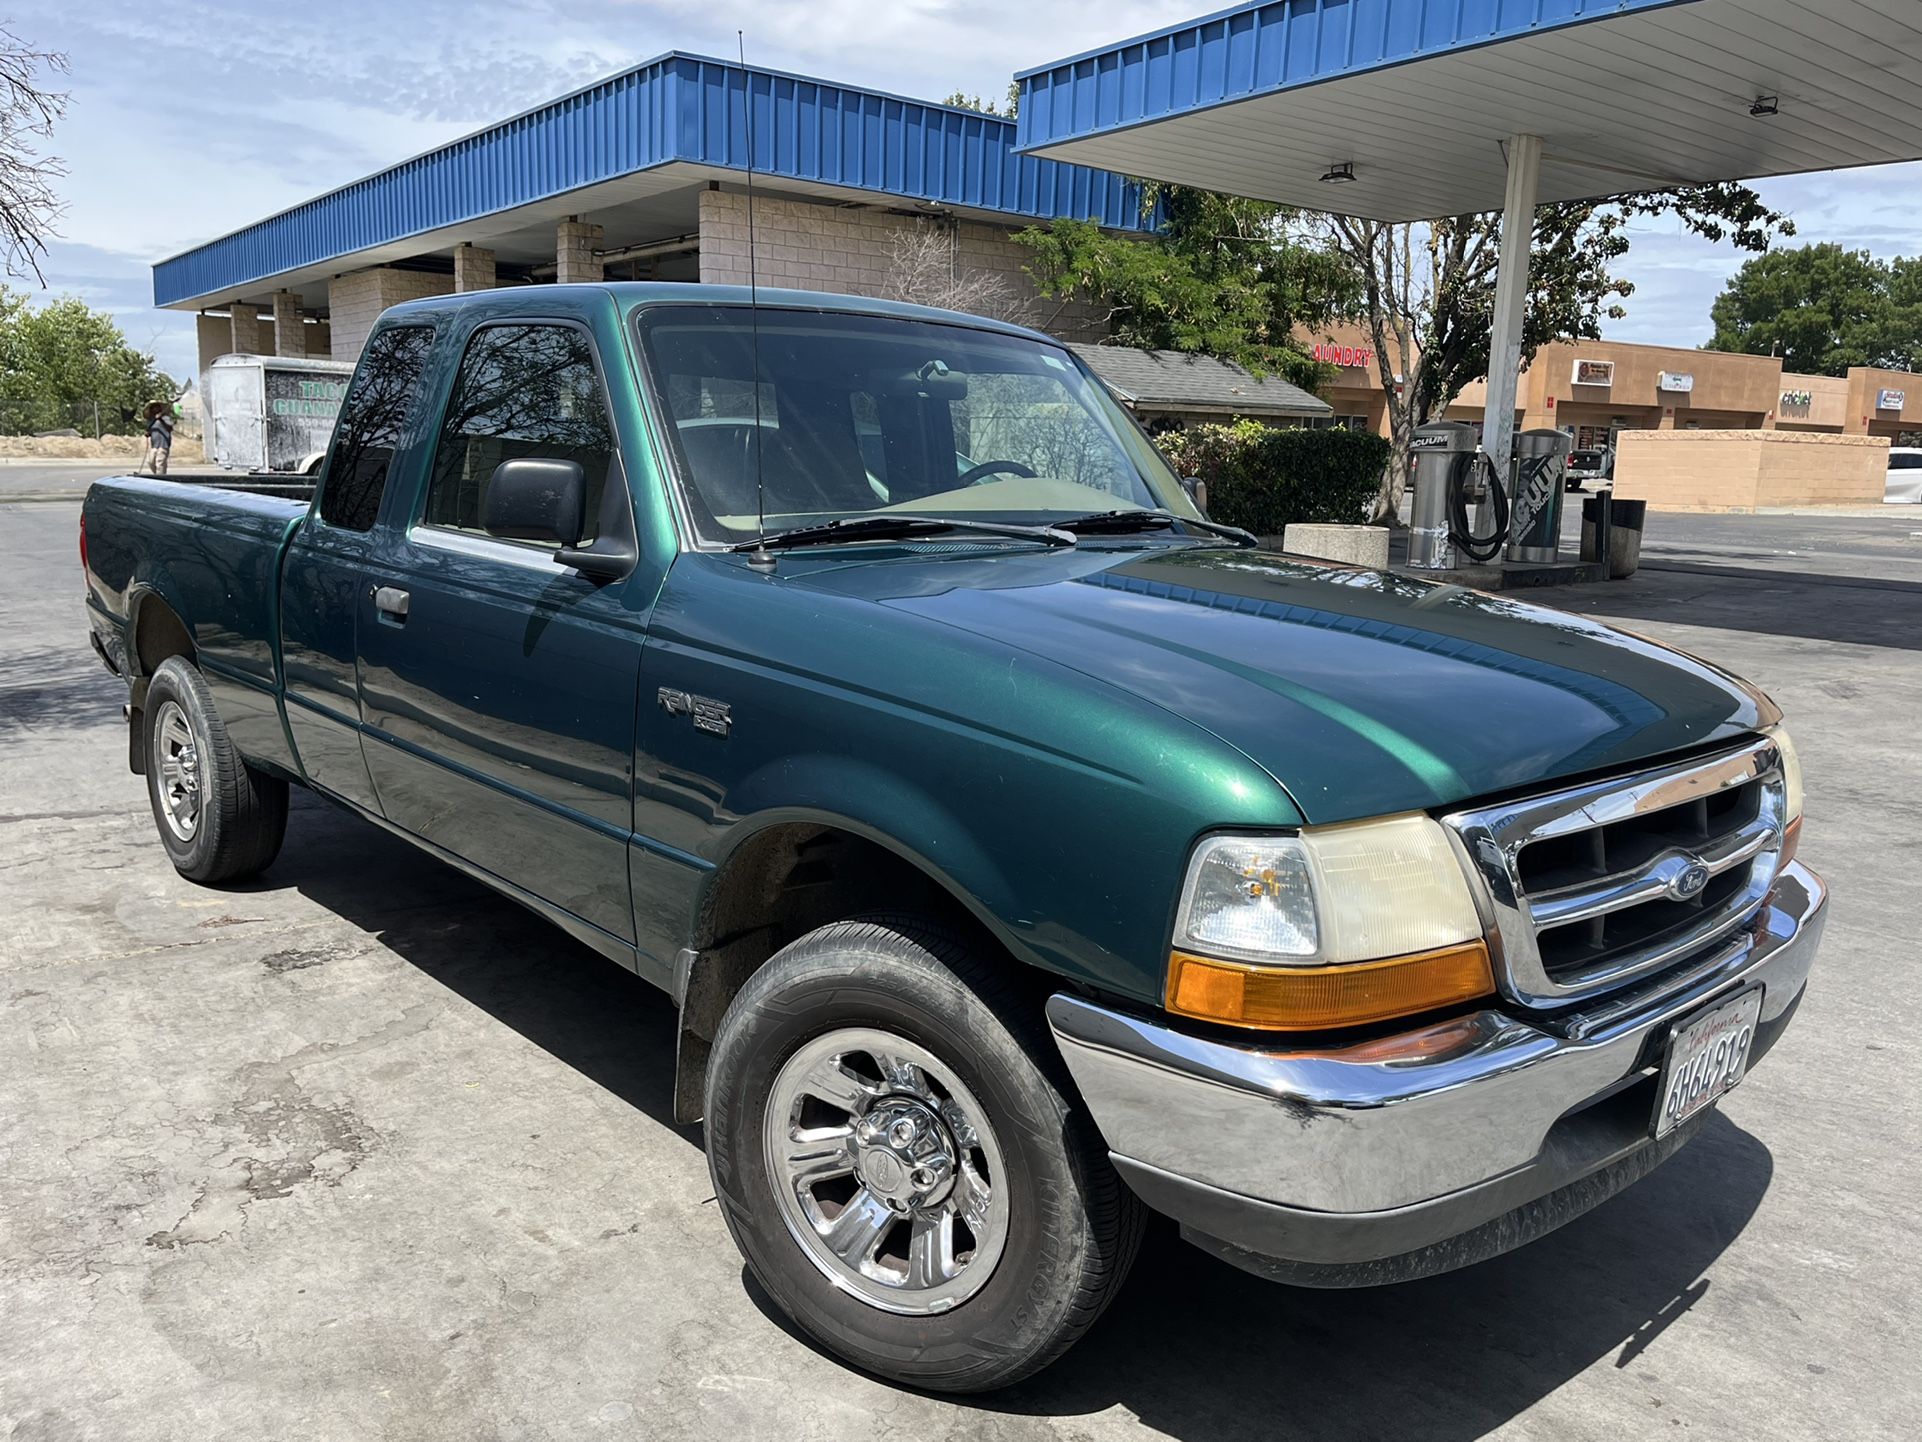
[{"x1": 141, "y1": 401, "x2": 176, "y2": 476}]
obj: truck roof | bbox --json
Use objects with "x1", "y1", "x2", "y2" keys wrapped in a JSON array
[{"x1": 380, "y1": 282, "x2": 1058, "y2": 345}]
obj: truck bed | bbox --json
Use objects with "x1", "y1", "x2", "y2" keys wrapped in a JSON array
[
  {"x1": 145, "y1": 470, "x2": 318, "y2": 503},
  {"x1": 83, "y1": 475, "x2": 309, "y2": 772}
]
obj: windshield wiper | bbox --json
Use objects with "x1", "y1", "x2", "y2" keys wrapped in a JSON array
[
  {"x1": 1056, "y1": 508, "x2": 1258, "y2": 547},
  {"x1": 724, "y1": 514, "x2": 1078, "y2": 554}
]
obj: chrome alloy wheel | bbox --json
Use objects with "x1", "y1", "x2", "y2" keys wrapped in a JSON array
[
  {"x1": 763, "y1": 1027, "x2": 1009, "y2": 1315},
  {"x1": 153, "y1": 700, "x2": 201, "y2": 841}
]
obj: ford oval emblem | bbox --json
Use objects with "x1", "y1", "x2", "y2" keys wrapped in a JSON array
[{"x1": 1671, "y1": 862, "x2": 1712, "y2": 901}]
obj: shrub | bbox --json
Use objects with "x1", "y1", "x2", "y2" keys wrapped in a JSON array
[{"x1": 1157, "y1": 421, "x2": 1389, "y2": 535}]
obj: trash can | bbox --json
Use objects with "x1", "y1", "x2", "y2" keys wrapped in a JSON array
[
  {"x1": 1582, "y1": 494, "x2": 1646, "y2": 579},
  {"x1": 1580, "y1": 491, "x2": 1612, "y2": 568}
]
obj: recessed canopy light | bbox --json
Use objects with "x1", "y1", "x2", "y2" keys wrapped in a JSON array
[
  {"x1": 1319, "y1": 162, "x2": 1357, "y2": 184},
  {"x1": 1750, "y1": 95, "x2": 1779, "y2": 117}
]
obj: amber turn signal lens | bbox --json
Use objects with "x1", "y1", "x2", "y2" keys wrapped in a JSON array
[
  {"x1": 1781, "y1": 814, "x2": 1802, "y2": 868},
  {"x1": 1166, "y1": 942, "x2": 1497, "y2": 1032}
]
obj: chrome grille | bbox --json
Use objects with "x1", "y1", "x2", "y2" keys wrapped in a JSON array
[{"x1": 1442, "y1": 738, "x2": 1788, "y2": 1007}]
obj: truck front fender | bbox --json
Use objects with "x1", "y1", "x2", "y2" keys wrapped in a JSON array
[{"x1": 703, "y1": 751, "x2": 1026, "y2": 959}]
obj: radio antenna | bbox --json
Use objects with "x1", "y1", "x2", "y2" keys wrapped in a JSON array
[{"x1": 739, "y1": 31, "x2": 775, "y2": 574}]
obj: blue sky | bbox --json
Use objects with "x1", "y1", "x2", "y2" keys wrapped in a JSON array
[{"x1": 18, "y1": 0, "x2": 1922, "y2": 384}]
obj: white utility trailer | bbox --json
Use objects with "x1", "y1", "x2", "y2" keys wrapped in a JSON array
[{"x1": 203, "y1": 354, "x2": 354, "y2": 474}]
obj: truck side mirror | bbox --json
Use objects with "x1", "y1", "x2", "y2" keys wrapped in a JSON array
[
  {"x1": 1179, "y1": 475, "x2": 1210, "y2": 516},
  {"x1": 482, "y1": 458, "x2": 587, "y2": 546}
]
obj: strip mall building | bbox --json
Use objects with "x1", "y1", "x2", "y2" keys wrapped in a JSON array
[{"x1": 1303, "y1": 326, "x2": 1922, "y2": 446}]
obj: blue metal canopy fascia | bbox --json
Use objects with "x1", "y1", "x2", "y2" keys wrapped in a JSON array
[
  {"x1": 154, "y1": 52, "x2": 1152, "y2": 310},
  {"x1": 1014, "y1": 0, "x2": 1922, "y2": 224},
  {"x1": 1014, "y1": 0, "x2": 1690, "y2": 156}
]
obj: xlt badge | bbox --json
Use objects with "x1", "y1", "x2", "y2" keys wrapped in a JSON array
[{"x1": 658, "y1": 687, "x2": 732, "y2": 738}]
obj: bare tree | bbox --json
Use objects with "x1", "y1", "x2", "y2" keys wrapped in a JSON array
[
  {"x1": 881, "y1": 219, "x2": 1036, "y2": 328},
  {"x1": 1, "y1": 23, "x2": 68, "y2": 285},
  {"x1": 1319, "y1": 182, "x2": 1790, "y2": 521}
]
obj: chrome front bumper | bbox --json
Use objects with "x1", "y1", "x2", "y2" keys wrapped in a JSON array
[{"x1": 1048, "y1": 862, "x2": 1826, "y2": 1286}]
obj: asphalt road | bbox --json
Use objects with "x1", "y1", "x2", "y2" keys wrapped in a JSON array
[{"x1": 2, "y1": 484, "x2": 1918, "y2": 1440}]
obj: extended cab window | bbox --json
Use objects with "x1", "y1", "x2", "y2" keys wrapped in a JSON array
[
  {"x1": 424, "y1": 324, "x2": 615, "y2": 545},
  {"x1": 319, "y1": 325, "x2": 435, "y2": 532}
]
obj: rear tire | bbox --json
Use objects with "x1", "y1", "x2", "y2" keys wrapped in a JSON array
[
  {"x1": 143, "y1": 656, "x2": 288, "y2": 884},
  {"x1": 703, "y1": 914, "x2": 1143, "y2": 1392}
]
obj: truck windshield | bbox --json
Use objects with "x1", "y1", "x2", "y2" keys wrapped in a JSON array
[{"x1": 634, "y1": 304, "x2": 1198, "y2": 547}]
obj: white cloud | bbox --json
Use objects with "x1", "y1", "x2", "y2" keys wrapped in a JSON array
[{"x1": 18, "y1": 1, "x2": 1922, "y2": 384}]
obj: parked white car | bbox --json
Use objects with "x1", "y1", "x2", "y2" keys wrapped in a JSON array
[{"x1": 1888, "y1": 447, "x2": 1922, "y2": 504}]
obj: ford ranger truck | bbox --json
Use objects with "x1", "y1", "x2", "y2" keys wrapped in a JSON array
[{"x1": 79, "y1": 285, "x2": 1826, "y2": 1392}]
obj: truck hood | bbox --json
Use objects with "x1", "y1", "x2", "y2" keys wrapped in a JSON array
[{"x1": 793, "y1": 545, "x2": 1773, "y2": 822}]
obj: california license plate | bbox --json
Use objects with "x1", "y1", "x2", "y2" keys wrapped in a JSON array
[{"x1": 1655, "y1": 988, "x2": 1763, "y2": 1139}]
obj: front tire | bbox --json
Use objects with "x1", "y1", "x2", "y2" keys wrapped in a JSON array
[
  {"x1": 144, "y1": 656, "x2": 288, "y2": 884},
  {"x1": 703, "y1": 916, "x2": 1143, "y2": 1392}
]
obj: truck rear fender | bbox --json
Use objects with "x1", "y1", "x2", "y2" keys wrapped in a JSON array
[{"x1": 122, "y1": 579, "x2": 197, "y2": 774}]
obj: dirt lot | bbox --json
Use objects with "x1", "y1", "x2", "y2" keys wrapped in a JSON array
[
  {"x1": 0, "y1": 434, "x2": 205, "y2": 464},
  {"x1": 2, "y1": 485, "x2": 1918, "y2": 1441}
]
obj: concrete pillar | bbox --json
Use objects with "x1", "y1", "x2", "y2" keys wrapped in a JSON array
[
  {"x1": 195, "y1": 313, "x2": 228, "y2": 378},
  {"x1": 1480, "y1": 133, "x2": 1543, "y2": 481},
  {"x1": 228, "y1": 301, "x2": 263, "y2": 356},
  {"x1": 454, "y1": 243, "x2": 496, "y2": 293},
  {"x1": 556, "y1": 220, "x2": 604, "y2": 284},
  {"x1": 273, "y1": 291, "x2": 306, "y2": 358},
  {"x1": 326, "y1": 267, "x2": 456, "y2": 363}
]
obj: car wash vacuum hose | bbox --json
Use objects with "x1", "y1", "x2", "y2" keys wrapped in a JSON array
[{"x1": 1449, "y1": 455, "x2": 1509, "y2": 564}]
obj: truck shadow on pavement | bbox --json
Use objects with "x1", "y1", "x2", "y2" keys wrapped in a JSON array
[
  {"x1": 977, "y1": 1110, "x2": 1770, "y2": 1439},
  {"x1": 261, "y1": 791, "x2": 692, "y2": 1140},
  {"x1": 1555, "y1": 561, "x2": 1922, "y2": 652},
  {"x1": 261, "y1": 792, "x2": 1774, "y2": 1440},
  {"x1": 0, "y1": 644, "x2": 126, "y2": 735}
]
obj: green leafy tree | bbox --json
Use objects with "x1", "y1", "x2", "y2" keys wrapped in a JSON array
[
  {"x1": 941, "y1": 84, "x2": 1021, "y2": 119},
  {"x1": 1323, "y1": 183, "x2": 1794, "y2": 517},
  {"x1": 0, "y1": 285, "x2": 177, "y2": 435},
  {"x1": 1706, "y1": 242, "x2": 1921, "y2": 375},
  {"x1": 1013, "y1": 185, "x2": 1358, "y2": 391}
]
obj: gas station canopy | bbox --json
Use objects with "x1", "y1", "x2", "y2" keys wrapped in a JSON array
[
  {"x1": 1015, "y1": 0, "x2": 1922, "y2": 223},
  {"x1": 1016, "y1": 0, "x2": 1922, "y2": 481}
]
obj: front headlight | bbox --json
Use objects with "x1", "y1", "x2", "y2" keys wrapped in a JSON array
[
  {"x1": 1763, "y1": 722, "x2": 1803, "y2": 823},
  {"x1": 1763, "y1": 722, "x2": 1804, "y2": 861},
  {"x1": 1168, "y1": 814, "x2": 1494, "y2": 1031}
]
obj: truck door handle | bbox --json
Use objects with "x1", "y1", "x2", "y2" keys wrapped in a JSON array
[{"x1": 372, "y1": 585, "x2": 410, "y2": 621}]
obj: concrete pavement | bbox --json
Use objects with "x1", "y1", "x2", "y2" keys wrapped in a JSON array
[{"x1": 2, "y1": 493, "x2": 1918, "y2": 1440}]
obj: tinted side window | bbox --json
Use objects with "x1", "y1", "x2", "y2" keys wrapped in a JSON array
[
  {"x1": 425, "y1": 324, "x2": 614, "y2": 544},
  {"x1": 318, "y1": 325, "x2": 435, "y2": 532}
]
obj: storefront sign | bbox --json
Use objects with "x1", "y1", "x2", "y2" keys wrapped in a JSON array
[
  {"x1": 1780, "y1": 389, "x2": 1813, "y2": 408},
  {"x1": 1877, "y1": 388, "x2": 1907, "y2": 410},
  {"x1": 1572, "y1": 359, "x2": 1615, "y2": 386},
  {"x1": 1658, "y1": 371, "x2": 1694, "y2": 393},
  {"x1": 1312, "y1": 342, "x2": 1374, "y2": 369}
]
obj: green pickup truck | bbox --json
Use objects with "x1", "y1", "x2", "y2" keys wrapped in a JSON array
[{"x1": 80, "y1": 284, "x2": 1825, "y2": 1391}]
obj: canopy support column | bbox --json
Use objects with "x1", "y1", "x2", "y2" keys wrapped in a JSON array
[{"x1": 1481, "y1": 133, "x2": 1542, "y2": 482}]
